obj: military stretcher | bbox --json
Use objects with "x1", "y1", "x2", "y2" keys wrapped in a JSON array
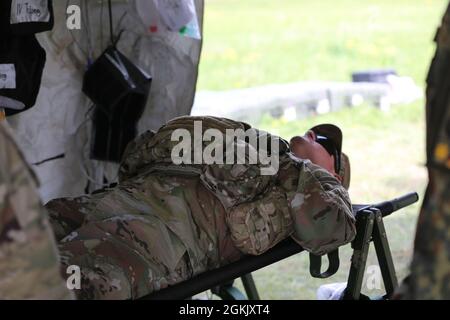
[{"x1": 139, "y1": 192, "x2": 419, "y2": 300}]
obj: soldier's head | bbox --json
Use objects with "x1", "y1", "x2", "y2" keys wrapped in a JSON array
[{"x1": 290, "y1": 124, "x2": 351, "y2": 189}]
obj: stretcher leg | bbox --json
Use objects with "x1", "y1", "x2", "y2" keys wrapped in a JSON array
[
  {"x1": 211, "y1": 282, "x2": 247, "y2": 300},
  {"x1": 344, "y1": 208, "x2": 398, "y2": 300},
  {"x1": 241, "y1": 273, "x2": 260, "y2": 300},
  {"x1": 373, "y1": 211, "x2": 398, "y2": 297},
  {"x1": 210, "y1": 273, "x2": 260, "y2": 300}
]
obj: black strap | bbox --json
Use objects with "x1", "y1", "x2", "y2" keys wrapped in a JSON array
[
  {"x1": 108, "y1": 0, "x2": 114, "y2": 45},
  {"x1": 107, "y1": 1, "x2": 124, "y2": 47},
  {"x1": 309, "y1": 249, "x2": 340, "y2": 278}
]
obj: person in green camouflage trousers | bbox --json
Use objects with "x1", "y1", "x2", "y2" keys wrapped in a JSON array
[
  {"x1": 46, "y1": 116, "x2": 355, "y2": 300},
  {"x1": 405, "y1": 2, "x2": 450, "y2": 299},
  {"x1": 0, "y1": 121, "x2": 74, "y2": 300}
]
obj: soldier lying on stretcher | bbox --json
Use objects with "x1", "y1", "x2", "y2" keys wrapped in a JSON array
[{"x1": 45, "y1": 116, "x2": 356, "y2": 300}]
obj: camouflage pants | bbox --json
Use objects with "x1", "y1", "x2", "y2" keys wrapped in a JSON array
[
  {"x1": 409, "y1": 170, "x2": 450, "y2": 298},
  {"x1": 405, "y1": 2, "x2": 450, "y2": 299},
  {"x1": 46, "y1": 174, "x2": 242, "y2": 300}
]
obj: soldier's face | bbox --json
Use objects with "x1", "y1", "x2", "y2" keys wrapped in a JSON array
[{"x1": 290, "y1": 130, "x2": 340, "y2": 179}]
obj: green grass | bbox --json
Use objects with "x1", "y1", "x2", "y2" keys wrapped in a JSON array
[
  {"x1": 195, "y1": 0, "x2": 447, "y2": 299},
  {"x1": 198, "y1": 0, "x2": 447, "y2": 91}
]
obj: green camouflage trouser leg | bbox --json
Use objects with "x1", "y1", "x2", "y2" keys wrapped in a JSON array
[{"x1": 407, "y1": 2, "x2": 450, "y2": 299}]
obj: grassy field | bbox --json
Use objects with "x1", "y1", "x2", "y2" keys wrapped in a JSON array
[
  {"x1": 198, "y1": 0, "x2": 447, "y2": 90},
  {"x1": 195, "y1": 0, "x2": 448, "y2": 299}
]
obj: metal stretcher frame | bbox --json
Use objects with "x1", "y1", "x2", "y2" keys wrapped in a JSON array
[{"x1": 139, "y1": 192, "x2": 419, "y2": 300}]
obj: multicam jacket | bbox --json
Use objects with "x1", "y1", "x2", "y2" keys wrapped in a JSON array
[
  {"x1": 0, "y1": 122, "x2": 73, "y2": 300},
  {"x1": 47, "y1": 116, "x2": 356, "y2": 299}
]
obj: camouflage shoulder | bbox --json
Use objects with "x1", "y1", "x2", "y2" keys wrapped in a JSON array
[{"x1": 0, "y1": 121, "x2": 74, "y2": 299}]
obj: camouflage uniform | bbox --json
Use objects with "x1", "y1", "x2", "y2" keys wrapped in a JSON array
[
  {"x1": 0, "y1": 121, "x2": 74, "y2": 300},
  {"x1": 47, "y1": 116, "x2": 356, "y2": 299},
  {"x1": 407, "y1": 3, "x2": 450, "y2": 299}
]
